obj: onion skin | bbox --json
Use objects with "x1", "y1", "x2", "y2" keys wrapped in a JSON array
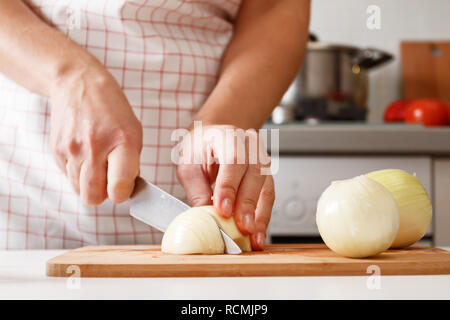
[
  {"x1": 316, "y1": 175, "x2": 400, "y2": 258},
  {"x1": 366, "y1": 169, "x2": 432, "y2": 248}
]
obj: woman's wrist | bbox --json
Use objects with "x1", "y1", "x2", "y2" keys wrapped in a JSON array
[
  {"x1": 192, "y1": 100, "x2": 265, "y2": 130},
  {"x1": 49, "y1": 52, "x2": 106, "y2": 98}
]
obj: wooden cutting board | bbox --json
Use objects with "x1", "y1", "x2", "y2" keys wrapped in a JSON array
[
  {"x1": 401, "y1": 41, "x2": 450, "y2": 103},
  {"x1": 46, "y1": 244, "x2": 450, "y2": 277}
]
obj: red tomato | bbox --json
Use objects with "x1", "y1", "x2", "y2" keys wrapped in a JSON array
[
  {"x1": 383, "y1": 100, "x2": 411, "y2": 122},
  {"x1": 404, "y1": 99, "x2": 448, "y2": 127}
]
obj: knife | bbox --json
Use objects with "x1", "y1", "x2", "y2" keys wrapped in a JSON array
[{"x1": 130, "y1": 177, "x2": 242, "y2": 254}]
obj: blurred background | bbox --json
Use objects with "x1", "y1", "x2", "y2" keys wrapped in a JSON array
[
  {"x1": 310, "y1": 0, "x2": 450, "y2": 122},
  {"x1": 266, "y1": 0, "x2": 450, "y2": 247}
]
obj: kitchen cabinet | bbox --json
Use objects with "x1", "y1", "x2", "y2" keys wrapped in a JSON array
[
  {"x1": 264, "y1": 123, "x2": 450, "y2": 246},
  {"x1": 269, "y1": 156, "x2": 432, "y2": 239},
  {"x1": 434, "y1": 159, "x2": 450, "y2": 246}
]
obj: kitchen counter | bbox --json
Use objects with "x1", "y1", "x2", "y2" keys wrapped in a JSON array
[
  {"x1": 264, "y1": 123, "x2": 450, "y2": 155},
  {"x1": 1, "y1": 249, "x2": 450, "y2": 299}
]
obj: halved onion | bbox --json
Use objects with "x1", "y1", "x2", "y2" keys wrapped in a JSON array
[
  {"x1": 200, "y1": 206, "x2": 252, "y2": 252},
  {"x1": 161, "y1": 206, "x2": 251, "y2": 254},
  {"x1": 161, "y1": 208, "x2": 225, "y2": 254}
]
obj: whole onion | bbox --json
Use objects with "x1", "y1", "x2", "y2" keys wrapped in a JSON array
[
  {"x1": 366, "y1": 169, "x2": 432, "y2": 248},
  {"x1": 316, "y1": 175, "x2": 400, "y2": 258}
]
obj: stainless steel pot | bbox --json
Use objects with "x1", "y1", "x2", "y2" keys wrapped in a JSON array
[{"x1": 277, "y1": 36, "x2": 393, "y2": 121}]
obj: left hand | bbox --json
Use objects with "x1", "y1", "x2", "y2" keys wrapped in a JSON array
[{"x1": 175, "y1": 124, "x2": 275, "y2": 251}]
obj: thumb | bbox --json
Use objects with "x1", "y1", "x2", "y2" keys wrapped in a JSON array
[{"x1": 107, "y1": 144, "x2": 140, "y2": 203}]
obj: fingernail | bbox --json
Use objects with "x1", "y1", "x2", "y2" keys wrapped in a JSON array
[
  {"x1": 221, "y1": 198, "x2": 233, "y2": 218},
  {"x1": 243, "y1": 214, "x2": 255, "y2": 233},
  {"x1": 257, "y1": 232, "x2": 265, "y2": 249}
]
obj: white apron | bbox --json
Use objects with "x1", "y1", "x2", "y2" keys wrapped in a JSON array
[{"x1": 0, "y1": 0, "x2": 241, "y2": 249}]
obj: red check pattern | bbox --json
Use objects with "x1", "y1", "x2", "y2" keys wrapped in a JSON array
[{"x1": 0, "y1": 0, "x2": 240, "y2": 249}]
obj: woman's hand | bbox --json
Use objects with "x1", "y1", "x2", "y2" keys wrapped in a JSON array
[
  {"x1": 175, "y1": 124, "x2": 275, "y2": 251},
  {"x1": 0, "y1": 1, "x2": 143, "y2": 206},
  {"x1": 176, "y1": 0, "x2": 310, "y2": 249},
  {"x1": 49, "y1": 64, "x2": 142, "y2": 206}
]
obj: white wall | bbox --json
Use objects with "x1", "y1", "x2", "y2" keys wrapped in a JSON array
[{"x1": 309, "y1": 0, "x2": 450, "y2": 122}]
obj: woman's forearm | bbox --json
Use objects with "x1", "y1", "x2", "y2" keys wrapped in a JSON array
[
  {"x1": 0, "y1": 0, "x2": 100, "y2": 97},
  {"x1": 194, "y1": 0, "x2": 310, "y2": 129}
]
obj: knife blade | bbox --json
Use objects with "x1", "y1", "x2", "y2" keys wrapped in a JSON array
[{"x1": 130, "y1": 177, "x2": 242, "y2": 254}]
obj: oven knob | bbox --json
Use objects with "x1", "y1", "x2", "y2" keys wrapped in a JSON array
[{"x1": 282, "y1": 197, "x2": 306, "y2": 220}]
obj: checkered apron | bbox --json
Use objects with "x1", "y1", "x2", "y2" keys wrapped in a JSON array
[{"x1": 0, "y1": 0, "x2": 241, "y2": 249}]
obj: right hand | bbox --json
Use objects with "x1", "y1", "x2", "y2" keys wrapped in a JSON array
[{"x1": 49, "y1": 62, "x2": 142, "y2": 206}]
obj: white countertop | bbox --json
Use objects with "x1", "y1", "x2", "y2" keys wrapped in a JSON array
[{"x1": 1, "y1": 249, "x2": 450, "y2": 300}]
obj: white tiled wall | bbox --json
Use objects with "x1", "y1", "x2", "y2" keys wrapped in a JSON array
[{"x1": 309, "y1": 0, "x2": 450, "y2": 122}]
